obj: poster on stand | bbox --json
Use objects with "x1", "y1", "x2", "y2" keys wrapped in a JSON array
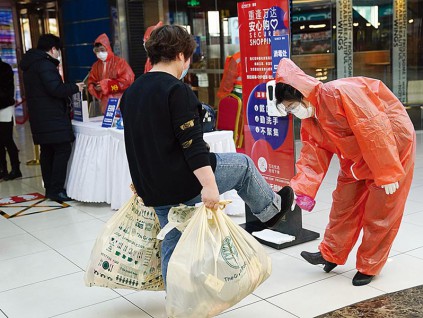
[
  {"x1": 101, "y1": 98, "x2": 120, "y2": 128},
  {"x1": 72, "y1": 92, "x2": 89, "y2": 122},
  {"x1": 238, "y1": 0, "x2": 294, "y2": 191}
]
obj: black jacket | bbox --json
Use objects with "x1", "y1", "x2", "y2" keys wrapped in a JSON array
[
  {"x1": 121, "y1": 72, "x2": 216, "y2": 206},
  {"x1": 20, "y1": 49, "x2": 79, "y2": 144},
  {"x1": 0, "y1": 58, "x2": 15, "y2": 110}
]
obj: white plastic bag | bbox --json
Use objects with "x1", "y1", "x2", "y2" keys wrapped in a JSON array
[
  {"x1": 84, "y1": 194, "x2": 164, "y2": 291},
  {"x1": 162, "y1": 202, "x2": 271, "y2": 318}
]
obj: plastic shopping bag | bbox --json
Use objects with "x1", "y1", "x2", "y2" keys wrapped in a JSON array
[
  {"x1": 84, "y1": 194, "x2": 164, "y2": 291},
  {"x1": 161, "y1": 202, "x2": 272, "y2": 318}
]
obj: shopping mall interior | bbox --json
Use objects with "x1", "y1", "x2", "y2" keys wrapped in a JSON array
[{"x1": 1, "y1": 0, "x2": 423, "y2": 317}]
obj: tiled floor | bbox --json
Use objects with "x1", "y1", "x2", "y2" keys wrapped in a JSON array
[{"x1": 1, "y1": 123, "x2": 423, "y2": 318}]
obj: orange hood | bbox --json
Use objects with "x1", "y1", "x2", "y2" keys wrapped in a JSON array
[
  {"x1": 275, "y1": 58, "x2": 322, "y2": 106},
  {"x1": 94, "y1": 33, "x2": 114, "y2": 61},
  {"x1": 143, "y1": 21, "x2": 163, "y2": 42}
]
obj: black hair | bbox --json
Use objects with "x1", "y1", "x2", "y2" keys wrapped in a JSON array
[
  {"x1": 94, "y1": 43, "x2": 103, "y2": 47},
  {"x1": 275, "y1": 83, "x2": 303, "y2": 104},
  {"x1": 37, "y1": 34, "x2": 62, "y2": 52}
]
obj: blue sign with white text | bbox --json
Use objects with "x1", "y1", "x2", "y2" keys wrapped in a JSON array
[
  {"x1": 271, "y1": 35, "x2": 290, "y2": 77},
  {"x1": 101, "y1": 98, "x2": 120, "y2": 128}
]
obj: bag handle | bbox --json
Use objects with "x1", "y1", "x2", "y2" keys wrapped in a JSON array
[{"x1": 157, "y1": 201, "x2": 232, "y2": 240}]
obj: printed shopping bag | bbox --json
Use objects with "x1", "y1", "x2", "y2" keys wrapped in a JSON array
[
  {"x1": 84, "y1": 194, "x2": 164, "y2": 291},
  {"x1": 160, "y1": 202, "x2": 271, "y2": 318}
]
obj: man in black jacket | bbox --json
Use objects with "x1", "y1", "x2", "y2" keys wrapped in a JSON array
[
  {"x1": 0, "y1": 58, "x2": 20, "y2": 180},
  {"x1": 20, "y1": 34, "x2": 84, "y2": 201}
]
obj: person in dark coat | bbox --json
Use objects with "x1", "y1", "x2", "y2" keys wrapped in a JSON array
[
  {"x1": 0, "y1": 58, "x2": 21, "y2": 180},
  {"x1": 20, "y1": 34, "x2": 84, "y2": 201}
]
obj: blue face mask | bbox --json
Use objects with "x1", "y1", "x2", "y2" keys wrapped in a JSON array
[{"x1": 180, "y1": 66, "x2": 189, "y2": 80}]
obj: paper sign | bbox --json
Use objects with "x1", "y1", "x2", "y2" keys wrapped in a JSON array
[{"x1": 101, "y1": 98, "x2": 120, "y2": 128}]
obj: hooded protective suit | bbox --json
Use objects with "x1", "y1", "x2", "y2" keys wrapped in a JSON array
[
  {"x1": 275, "y1": 58, "x2": 416, "y2": 275},
  {"x1": 217, "y1": 51, "x2": 242, "y2": 100},
  {"x1": 87, "y1": 34, "x2": 135, "y2": 114},
  {"x1": 143, "y1": 21, "x2": 163, "y2": 73}
]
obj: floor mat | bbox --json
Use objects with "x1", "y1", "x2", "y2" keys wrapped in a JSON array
[
  {"x1": 0, "y1": 193, "x2": 70, "y2": 219},
  {"x1": 317, "y1": 284, "x2": 423, "y2": 317}
]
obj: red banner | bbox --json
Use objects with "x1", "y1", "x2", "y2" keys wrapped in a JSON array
[{"x1": 238, "y1": 0, "x2": 294, "y2": 191}]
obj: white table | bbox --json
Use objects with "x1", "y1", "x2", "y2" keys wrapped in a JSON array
[{"x1": 66, "y1": 120, "x2": 245, "y2": 214}]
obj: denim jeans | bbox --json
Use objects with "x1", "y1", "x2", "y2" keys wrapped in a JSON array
[{"x1": 154, "y1": 152, "x2": 280, "y2": 285}]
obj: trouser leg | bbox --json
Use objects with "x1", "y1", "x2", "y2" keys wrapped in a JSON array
[
  {"x1": 213, "y1": 152, "x2": 280, "y2": 222},
  {"x1": 357, "y1": 163, "x2": 414, "y2": 275},
  {"x1": 1, "y1": 121, "x2": 19, "y2": 169},
  {"x1": 40, "y1": 144, "x2": 54, "y2": 194},
  {"x1": 0, "y1": 122, "x2": 9, "y2": 171},
  {"x1": 319, "y1": 173, "x2": 368, "y2": 265},
  {"x1": 155, "y1": 197, "x2": 200, "y2": 286},
  {"x1": 49, "y1": 142, "x2": 72, "y2": 195}
]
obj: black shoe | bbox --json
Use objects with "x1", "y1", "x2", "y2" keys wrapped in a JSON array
[
  {"x1": 47, "y1": 191, "x2": 73, "y2": 202},
  {"x1": 300, "y1": 251, "x2": 338, "y2": 273},
  {"x1": 264, "y1": 186, "x2": 295, "y2": 228},
  {"x1": 4, "y1": 169, "x2": 22, "y2": 180},
  {"x1": 352, "y1": 271, "x2": 374, "y2": 286},
  {"x1": 0, "y1": 169, "x2": 8, "y2": 180}
]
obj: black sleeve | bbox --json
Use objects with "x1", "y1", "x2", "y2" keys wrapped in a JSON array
[
  {"x1": 39, "y1": 61, "x2": 79, "y2": 98},
  {"x1": 169, "y1": 82, "x2": 211, "y2": 171},
  {"x1": 0, "y1": 63, "x2": 15, "y2": 107}
]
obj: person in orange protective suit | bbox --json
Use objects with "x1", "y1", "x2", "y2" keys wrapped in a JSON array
[
  {"x1": 87, "y1": 34, "x2": 135, "y2": 114},
  {"x1": 217, "y1": 51, "x2": 242, "y2": 100},
  {"x1": 271, "y1": 58, "x2": 416, "y2": 286},
  {"x1": 143, "y1": 21, "x2": 163, "y2": 73}
]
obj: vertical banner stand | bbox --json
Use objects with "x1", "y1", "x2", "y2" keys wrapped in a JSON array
[{"x1": 237, "y1": 0, "x2": 319, "y2": 249}]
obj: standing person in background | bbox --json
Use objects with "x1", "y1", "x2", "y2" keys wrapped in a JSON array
[
  {"x1": 272, "y1": 58, "x2": 416, "y2": 286},
  {"x1": 20, "y1": 34, "x2": 85, "y2": 201},
  {"x1": 121, "y1": 25, "x2": 295, "y2": 285},
  {"x1": 0, "y1": 58, "x2": 21, "y2": 180},
  {"x1": 217, "y1": 51, "x2": 242, "y2": 100},
  {"x1": 87, "y1": 33, "x2": 134, "y2": 114},
  {"x1": 143, "y1": 21, "x2": 163, "y2": 73}
]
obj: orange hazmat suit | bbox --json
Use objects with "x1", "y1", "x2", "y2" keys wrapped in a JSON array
[
  {"x1": 143, "y1": 21, "x2": 163, "y2": 73},
  {"x1": 87, "y1": 34, "x2": 135, "y2": 114},
  {"x1": 275, "y1": 58, "x2": 416, "y2": 275},
  {"x1": 217, "y1": 51, "x2": 242, "y2": 100}
]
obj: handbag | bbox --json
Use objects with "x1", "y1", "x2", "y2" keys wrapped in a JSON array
[
  {"x1": 84, "y1": 194, "x2": 164, "y2": 291},
  {"x1": 158, "y1": 202, "x2": 271, "y2": 317}
]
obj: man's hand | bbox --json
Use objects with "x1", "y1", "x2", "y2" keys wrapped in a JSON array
[
  {"x1": 76, "y1": 82, "x2": 85, "y2": 92},
  {"x1": 193, "y1": 166, "x2": 220, "y2": 210},
  {"x1": 294, "y1": 193, "x2": 316, "y2": 212},
  {"x1": 94, "y1": 83, "x2": 102, "y2": 91},
  {"x1": 201, "y1": 184, "x2": 220, "y2": 210},
  {"x1": 381, "y1": 182, "x2": 399, "y2": 195}
]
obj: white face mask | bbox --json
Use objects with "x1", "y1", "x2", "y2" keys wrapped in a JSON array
[
  {"x1": 96, "y1": 52, "x2": 108, "y2": 61},
  {"x1": 289, "y1": 101, "x2": 315, "y2": 119}
]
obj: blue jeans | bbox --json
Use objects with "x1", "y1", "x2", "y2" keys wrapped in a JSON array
[{"x1": 154, "y1": 153, "x2": 280, "y2": 284}]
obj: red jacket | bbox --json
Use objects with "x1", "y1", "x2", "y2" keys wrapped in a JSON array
[{"x1": 88, "y1": 34, "x2": 134, "y2": 113}]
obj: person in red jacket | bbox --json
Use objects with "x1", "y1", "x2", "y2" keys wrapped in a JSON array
[
  {"x1": 87, "y1": 34, "x2": 135, "y2": 114},
  {"x1": 271, "y1": 58, "x2": 416, "y2": 286},
  {"x1": 217, "y1": 51, "x2": 242, "y2": 100}
]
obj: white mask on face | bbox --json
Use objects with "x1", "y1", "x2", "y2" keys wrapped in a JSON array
[
  {"x1": 290, "y1": 102, "x2": 315, "y2": 119},
  {"x1": 96, "y1": 52, "x2": 108, "y2": 61}
]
